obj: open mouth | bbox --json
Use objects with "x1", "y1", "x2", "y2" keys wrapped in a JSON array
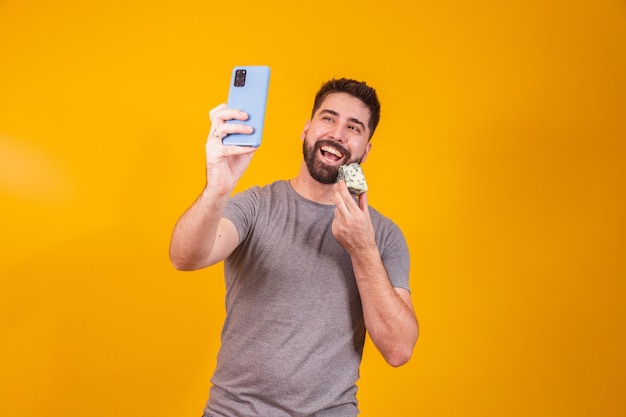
[{"x1": 320, "y1": 144, "x2": 345, "y2": 162}]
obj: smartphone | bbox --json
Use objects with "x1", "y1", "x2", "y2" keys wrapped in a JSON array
[{"x1": 223, "y1": 65, "x2": 271, "y2": 147}]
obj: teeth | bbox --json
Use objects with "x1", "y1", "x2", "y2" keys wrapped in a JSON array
[{"x1": 321, "y1": 145, "x2": 343, "y2": 158}]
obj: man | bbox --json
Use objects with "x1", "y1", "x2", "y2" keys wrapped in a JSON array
[{"x1": 169, "y1": 78, "x2": 418, "y2": 417}]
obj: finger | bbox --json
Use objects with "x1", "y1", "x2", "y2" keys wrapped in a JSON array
[
  {"x1": 211, "y1": 107, "x2": 250, "y2": 124},
  {"x1": 333, "y1": 183, "x2": 350, "y2": 215},
  {"x1": 358, "y1": 191, "x2": 368, "y2": 211},
  {"x1": 211, "y1": 127, "x2": 224, "y2": 139},
  {"x1": 208, "y1": 124, "x2": 228, "y2": 143},
  {"x1": 337, "y1": 181, "x2": 361, "y2": 211},
  {"x1": 222, "y1": 145, "x2": 258, "y2": 157},
  {"x1": 211, "y1": 124, "x2": 254, "y2": 140},
  {"x1": 334, "y1": 182, "x2": 360, "y2": 219},
  {"x1": 209, "y1": 103, "x2": 227, "y2": 122}
]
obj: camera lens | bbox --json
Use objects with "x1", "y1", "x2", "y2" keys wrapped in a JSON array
[{"x1": 234, "y1": 69, "x2": 246, "y2": 87}]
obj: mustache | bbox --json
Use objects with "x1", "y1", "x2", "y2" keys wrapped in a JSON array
[{"x1": 315, "y1": 139, "x2": 351, "y2": 161}]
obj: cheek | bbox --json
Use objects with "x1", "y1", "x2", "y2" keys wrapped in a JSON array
[{"x1": 353, "y1": 141, "x2": 372, "y2": 162}]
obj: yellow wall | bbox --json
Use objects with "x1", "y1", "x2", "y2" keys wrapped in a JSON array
[{"x1": 1, "y1": 1, "x2": 625, "y2": 416}]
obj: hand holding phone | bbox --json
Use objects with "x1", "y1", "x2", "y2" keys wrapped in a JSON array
[{"x1": 223, "y1": 66, "x2": 270, "y2": 147}]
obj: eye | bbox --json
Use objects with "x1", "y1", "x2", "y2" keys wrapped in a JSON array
[{"x1": 348, "y1": 124, "x2": 361, "y2": 133}]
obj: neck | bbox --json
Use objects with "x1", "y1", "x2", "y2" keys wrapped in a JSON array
[{"x1": 289, "y1": 162, "x2": 336, "y2": 205}]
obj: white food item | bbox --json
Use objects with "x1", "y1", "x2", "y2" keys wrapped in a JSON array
[{"x1": 337, "y1": 163, "x2": 368, "y2": 195}]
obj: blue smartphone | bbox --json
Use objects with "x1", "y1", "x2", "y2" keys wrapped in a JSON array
[{"x1": 223, "y1": 65, "x2": 271, "y2": 147}]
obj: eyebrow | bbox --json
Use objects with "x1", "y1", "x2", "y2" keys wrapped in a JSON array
[{"x1": 319, "y1": 109, "x2": 366, "y2": 131}]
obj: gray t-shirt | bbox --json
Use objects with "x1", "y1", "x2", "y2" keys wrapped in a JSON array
[{"x1": 205, "y1": 180, "x2": 410, "y2": 417}]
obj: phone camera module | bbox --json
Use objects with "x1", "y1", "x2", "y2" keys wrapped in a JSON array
[{"x1": 234, "y1": 69, "x2": 247, "y2": 87}]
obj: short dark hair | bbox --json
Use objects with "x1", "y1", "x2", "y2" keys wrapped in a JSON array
[{"x1": 311, "y1": 78, "x2": 381, "y2": 139}]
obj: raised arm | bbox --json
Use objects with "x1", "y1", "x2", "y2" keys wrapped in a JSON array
[
  {"x1": 169, "y1": 104, "x2": 257, "y2": 271},
  {"x1": 331, "y1": 182, "x2": 419, "y2": 366}
]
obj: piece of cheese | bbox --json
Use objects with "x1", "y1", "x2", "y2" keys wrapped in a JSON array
[{"x1": 337, "y1": 163, "x2": 368, "y2": 195}]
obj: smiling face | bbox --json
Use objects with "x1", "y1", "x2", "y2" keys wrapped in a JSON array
[{"x1": 301, "y1": 92, "x2": 373, "y2": 184}]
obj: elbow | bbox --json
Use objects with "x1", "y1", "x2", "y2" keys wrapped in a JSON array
[
  {"x1": 387, "y1": 356, "x2": 410, "y2": 368},
  {"x1": 169, "y1": 248, "x2": 204, "y2": 272},
  {"x1": 384, "y1": 326, "x2": 419, "y2": 367},
  {"x1": 170, "y1": 255, "x2": 191, "y2": 271},
  {"x1": 170, "y1": 258, "x2": 195, "y2": 271},
  {"x1": 385, "y1": 344, "x2": 415, "y2": 367},
  {"x1": 170, "y1": 256, "x2": 207, "y2": 272}
]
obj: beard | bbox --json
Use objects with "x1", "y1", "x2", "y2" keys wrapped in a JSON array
[{"x1": 303, "y1": 138, "x2": 357, "y2": 184}]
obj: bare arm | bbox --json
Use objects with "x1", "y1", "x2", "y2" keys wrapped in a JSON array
[
  {"x1": 332, "y1": 182, "x2": 419, "y2": 366},
  {"x1": 169, "y1": 191, "x2": 240, "y2": 270},
  {"x1": 169, "y1": 104, "x2": 257, "y2": 271}
]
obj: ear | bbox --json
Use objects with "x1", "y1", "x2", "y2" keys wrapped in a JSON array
[
  {"x1": 360, "y1": 142, "x2": 373, "y2": 164},
  {"x1": 300, "y1": 120, "x2": 311, "y2": 141}
]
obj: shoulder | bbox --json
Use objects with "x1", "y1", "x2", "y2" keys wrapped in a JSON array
[
  {"x1": 367, "y1": 205, "x2": 402, "y2": 231},
  {"x1": 226, "y1": 181, "x2": 293, "y2": 219},
  {"x1": 367, "y1": 205, "x2": 408, "y2": 246},
  {"x1": 230, "y1": 180, "x2": 289, "y2": 202}
]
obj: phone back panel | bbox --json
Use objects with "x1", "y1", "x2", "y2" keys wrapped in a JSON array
[{"x1": 223, "y1": 65, "x2": 270, "y2": 147}]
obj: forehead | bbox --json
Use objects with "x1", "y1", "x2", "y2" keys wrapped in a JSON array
[{"x1": 315, "y1": 92, "x2": 371, "y2": 124}]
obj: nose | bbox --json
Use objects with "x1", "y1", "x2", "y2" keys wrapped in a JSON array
[{"x1": 329, "y1": 124, "x2": 346, "y2": 143}]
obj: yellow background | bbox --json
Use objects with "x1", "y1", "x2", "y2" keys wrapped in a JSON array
[{"x1": 1, "y1": 0, "x2": 625, "y2": 416}]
